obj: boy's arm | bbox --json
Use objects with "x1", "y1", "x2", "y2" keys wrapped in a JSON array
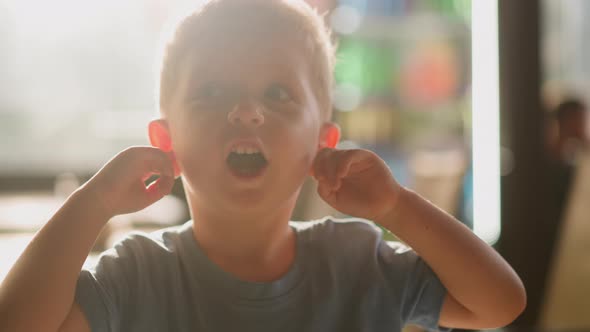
[
  {"x1": 312, "y1": 148, "x2": 526, "y2": 330},
  {"x1": 376, "y1": 188, "x2": 526, "y2": 329},
  {"x1": 58, "y1": 301, "x2": 91, "y2": 332},
  {"x1": 0, "y1": 191, "x2": 105, "y2": 332},
  {"x1": 0, "y1": 147, "x2": 175, "y2": 332}
]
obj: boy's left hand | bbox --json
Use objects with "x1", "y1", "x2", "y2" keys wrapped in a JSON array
[{"x1": 311, "y1": 148, "x2": 402, "y2": 221}]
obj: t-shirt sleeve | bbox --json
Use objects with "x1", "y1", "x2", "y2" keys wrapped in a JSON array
[
  {"x1": 379, "y1": 240, "x2": 451, "y2": 332},
  {"x1": 75, "y1": 236, "x2": 141, "y2": 332}
]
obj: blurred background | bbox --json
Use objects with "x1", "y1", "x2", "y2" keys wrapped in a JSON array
[{"x1": 0, "y1": 0, "x2": 589, "y2": 331}]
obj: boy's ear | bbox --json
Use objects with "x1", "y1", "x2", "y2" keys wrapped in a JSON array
[
  {"x1": 148, "y1": 119, "x2": 172, "y2": 151},
  {"x1": 319, "y1": 122, "x2": 341, "y2": 149},
  {"x1": 148, "y1": 119, "x2": 181, "y2": 177},
  {"x1": 310, "y1": 122, "x2": 340, "y2": 177}
]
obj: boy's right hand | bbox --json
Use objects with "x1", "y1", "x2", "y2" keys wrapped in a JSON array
[{"x1": 80, "y1": 146, "x2": 176, "y2": 220}]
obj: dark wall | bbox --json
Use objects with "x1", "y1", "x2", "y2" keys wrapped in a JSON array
[{"x1": 498, "y1": 0, "x2": 561, "y2": 327}]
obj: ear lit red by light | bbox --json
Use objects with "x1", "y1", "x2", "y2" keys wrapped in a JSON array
[
  {"x1": 148, "y1": 120, "x2": 172, "y2": 152},
  {"x1": 326, "y1": 125, "x2": 340, "y2": 148}
]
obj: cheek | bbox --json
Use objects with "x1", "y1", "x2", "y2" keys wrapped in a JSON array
[
  {"x1": 274, "y1": 125, "x2": 319, "y2": 171},
  {"x1": 170, "y1": 110, "x2": 221, "y2": 143},
  {"x1": 168, "y1": 116, "x2": 224, "y2": 168}
]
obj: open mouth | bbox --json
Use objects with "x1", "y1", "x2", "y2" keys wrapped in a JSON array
[{"x1": 226, "y1": 150, "x2": 268, "y2": 176}]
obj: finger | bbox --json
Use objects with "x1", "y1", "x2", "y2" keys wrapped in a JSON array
[
  {"x1": 325, "y1": 153, "x2": 343, "y2": 189},
  {"x1": 144, "y1": 175, "x2": 175, "y2": 205},
  {"x1": 317, "y1": 181, "x2": 330, "y2": 199},
  {"x1": 312, "y1": 148, "x2": 333, "y2": 181},
  {"x1": 335, "y1": 150, "x2": 363, "y2": 178},
  {"x1": 140, "y1": 147, "x2": 175, "y2": 178},
  {"x1": 316, "y1": 179, "x2": 336, "y2": 206},
  {"x1": 321, "y1": 149, "x2": 350, "y2": 189},
  {"x1": 314, "y1": 152, "x2": 340, "y2": 191}
]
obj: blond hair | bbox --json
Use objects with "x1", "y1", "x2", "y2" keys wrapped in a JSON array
[{"x1": 157, "y1": 0, "x2": 335, "y2": 121}]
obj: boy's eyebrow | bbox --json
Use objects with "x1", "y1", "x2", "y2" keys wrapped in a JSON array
[{"x1": 182, "y1": 64, "x2": 306, "y2": 91}]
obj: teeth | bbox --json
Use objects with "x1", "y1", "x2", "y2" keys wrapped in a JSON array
[{"x1": 231, "y1": 146, "x2": 261, "y2": 154}]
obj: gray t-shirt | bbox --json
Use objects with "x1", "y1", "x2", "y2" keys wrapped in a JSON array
[{"x1": 76, "y1": 218, "x2": 450, "y2": 332}]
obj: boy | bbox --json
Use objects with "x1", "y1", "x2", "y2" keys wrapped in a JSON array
[{"x1": 0, "y1": 0, "x2": 526, "y2": 331}]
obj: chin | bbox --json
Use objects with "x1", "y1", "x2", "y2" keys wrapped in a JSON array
[{"x1": 227, "y1": 186, "x2": 299, "y2": 213}]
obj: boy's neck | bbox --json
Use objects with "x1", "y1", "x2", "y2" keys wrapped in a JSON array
[{"x1": 191, "y1": 203, "x2": 297, "y2": 283}]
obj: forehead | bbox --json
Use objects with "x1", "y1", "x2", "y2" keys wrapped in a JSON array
[{"x1": 179, "y1": 29, "x2": 313, "y2": 88}]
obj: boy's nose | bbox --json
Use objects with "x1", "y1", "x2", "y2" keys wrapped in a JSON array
[{"x1": 227, "y1": 101, "x2": 265, "y2": 128}]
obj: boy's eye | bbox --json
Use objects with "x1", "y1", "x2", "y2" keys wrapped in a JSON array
[
  {"x1": 198, "y1": 82, "x2": 224, "y2": 100},
  {"x1": 265, "y1": 84, "x2": 292, "y2": 103}
]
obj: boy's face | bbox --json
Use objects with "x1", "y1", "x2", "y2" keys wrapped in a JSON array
[{"x1": 157, "y1": 28, "x2": 338, "y2": 214}]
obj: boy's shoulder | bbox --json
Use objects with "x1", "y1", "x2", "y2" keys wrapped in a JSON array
[
  {"x1": 291, "y1": 217, "x2": 417, "y2": 280},
  {"x1": 291, "y1": 217, "x2": 407, "y2": 258},
  {"x1": 101, "y1": 221, "x2": 193, "y2": 261}
]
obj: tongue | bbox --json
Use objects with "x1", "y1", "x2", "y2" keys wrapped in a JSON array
[{"x1": 227, "y1": 153, "x2": 267, "y2": 175}]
